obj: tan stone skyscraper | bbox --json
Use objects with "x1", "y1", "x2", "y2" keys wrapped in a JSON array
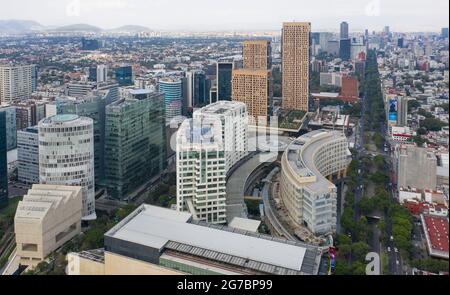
[
  {"x1": 232, "y1": 40, "x2": 272, "y2": 124},
  {"x1": 243, "y1": 40, "x2": 272, "y2": 70},
  {"x1": 282, "y1": 22, "x2": 311, "y2": 111},
  {"x1": 232, "y1": 69, "x2": 271, "y2": 125}
]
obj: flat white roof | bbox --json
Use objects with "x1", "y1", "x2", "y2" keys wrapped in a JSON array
[
  {"x1": 107, "y1": 205, "x2": 307, "y2": 271},
  {"x1": 229, "y1": 217, "x2": 261, "y2": 233}
]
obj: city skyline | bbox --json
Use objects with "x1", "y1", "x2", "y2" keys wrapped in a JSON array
[{"x1": 0, "y1": 0, "x2": 448, "y2": 32}]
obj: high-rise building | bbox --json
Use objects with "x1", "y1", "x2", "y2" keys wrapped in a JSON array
[
  {"x1": 281, "y1": 22, "x2": 311, "y2": 111},
  {"x1": 176, "y1": 118, "x2": 227, "y2": 224},
  {"x1": 88, "y1": 67, "x2": 97, "y2": 82},
  {"x1": 159, "y1": 78, "x2": 183, "y2": 124},
  {"x1": 280, "y1": 130, "x2": 351, "y2": 235},
  {"x1": 38, "y1": 114, "x2": 96, "y2": 220},
  {"x1": 0, "y1": 64, "x2": 35, "y2": 104},
  {"x1": 115, "y1": 65, "x2": 133, "y2": 86},
  {"x1": 193, "y1": 101, "x2": 248, "y2": 171},
  {"x1": 96, "y1": 65, "x2": 108, "y2": 83},
  {"x1": 319, "y1": 32, "x2": 333, "y2": 53},
  {"x1": 327, "y1": 40, "x2": 340, "y2": 56},
  {"x1": 397, "y1": 38, "x2": 404, "y2": 48},
  {"x1": 339, "y1": 38, "x2": 351, "y2": 61},
  {"x1": 14, "y1": 185, "x2": 82, "y2": 267},
  {"x1": 397, "y1": 96, "x2": 409, "y2": 127},
  {"x1": 340, "y1": 22, "x2": 349, "y2": 40},
  {"x1": 0, "y1": 111, "x2": 7, "y2": 207},
  {"x1": 46, "y1": 95, "x2": 109, "y2": 187},
  {"x1": 0, "y1": 106, "x2": 17, "y2": 150},
  {"x1": 243, "y1": 40, "x2": 272, "y2": 70},
  {"x1": 186, "y1": 70, "x2": 207, "y2": 108},
  {"x1": 217, "y1": 61, "x2": 233, "y2": 101},
  {"x1": 17, "y1": 126, "x2": 39, "y2": 185},
  {"x1": 104, "y1": 91, "x2": 166, "y2": 200},
  {"x1": 232, "y1": 69, "x2": 271, "y2": 124}
]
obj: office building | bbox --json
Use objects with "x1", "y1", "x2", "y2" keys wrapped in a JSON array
[
  {"x1": 0, "y1": 64, "x2": 35, "y2": 104},
  {"x1": 243, "y1": 40, "x2": 272, "y2": 70},
  {"x1": 65, "y1": 83, "x2": 96, "y2": 97},
  {"x1": 217, "y1": 61, "x2": 233, "y2": 101},
  {"x1": 104, "y1": 91, "x2": 166, "y2": 200},
  {"x1": 320, "y1": 72, "x2": 342, "y2": 87},
  {"x1": 46, "y1": 95, "x2": 112, "y2": 187},
  {"x1": 176, "y1": 118, "x2": 227, "y2": 224},
  {"x1": 159, "y1": 78, "x2": 183, "y2": 124},
  {"x1": 193, "y1": 101, "x2": 248, "y2": 171},
  {"x1": 319, "y1": 33, "x2": 333, "y2": 53},
  {"x1": 96, "y1": 65, "x2": 108, "y2": 83},
  {"x1": 398, "y1": 38, "x2": 404, "y2": 48},
  {"x1": 397, "y1": 96, "x2": 408, "y2": 127},
  {"x1": 0, "y1": 111, "x2": 7, "y2": 207},
  {"x1": 280, "y1": 130, "x2": 351, "y2": 235},
  {"x1": 232, "y1": 69, "x2": 271, "y2": 124},
  {"x1": 397, "y1": 146, "x2": 437, "y2": 191},
  {"x1": 67, "y1": 205, "x2": 321, "y2": 275},
  {"x1": 327, "y1": 40, "x2": 340, "y2": 56},
  {"x1": 38, "y1": 115, "x2": 96, "y2": 220},
  {"x1": 339, "y1": 39, "x2": 351, "y2": 61},
  {"x1": 115, "y1": 65, "x2": 133, "y2": 86},
  {"x1": 281, "y1": 22, "x2": 311, "y2": 111},
  {"x1": 340, "y1": 22, "x2": 349, "y2": 40},
  {"x1": 17, "y1": 126, "x2": 39, "y2": 184},
  {"x1": 186, "y1": 70, "x2": 207, "y2": 108},
  {"x1": 0, "y1": 106, "x2": 17, "y2": 150},
  {"x1": 14, "y1": 185, "x2": 82, "y2": 267}
]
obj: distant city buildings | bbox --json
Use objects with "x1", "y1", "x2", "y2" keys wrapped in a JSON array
[
  {"x1": 282, "y1": 22, "x2": 311, "y2": 111},
  {"x1": 38, "y1": 115, "x2": 96, "y2": 220},
  {"x1": 14, "y1": 185, "x2": 82, "y2": 267},
  {"x1": 280, "y1": 130, "x2": 351, "y2": 235},
  {"x1": 340, "y1": 22, "x2": 349, "y2": 40}
]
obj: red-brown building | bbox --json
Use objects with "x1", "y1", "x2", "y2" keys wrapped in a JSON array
[{"x1": 339, "y1": 75, "x2": 359, "y2": 103}]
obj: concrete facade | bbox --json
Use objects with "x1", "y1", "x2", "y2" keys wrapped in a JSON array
[
  {"x1": 14, "y1": 185, "x2": 82, "y2": 267},
  {"x1": 397, "y1": 146, "x2": 437, "y2": 191}
]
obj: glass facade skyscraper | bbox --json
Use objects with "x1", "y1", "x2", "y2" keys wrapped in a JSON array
[
  {"x1": 115, "y1": 65, "x2": 133, "y2": 86},
  {"x1": 217, "y1": 62, "x2": 233, "y2": 101},
  {"x1": 104, "y1": 92, "x2": 166, "y2": 200},
  {"x1": 159, "y1": 78, "x2": 183, "y2": 124}
]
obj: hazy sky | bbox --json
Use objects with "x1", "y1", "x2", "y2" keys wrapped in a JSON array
[{"x1": 1, "y1": 0, "x2": 449, "y2": 32}]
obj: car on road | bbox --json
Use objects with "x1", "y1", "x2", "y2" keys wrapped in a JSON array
[
  {"x1": 396, "y1": 260, "x2": 400, "y2": 266},
  {"x1": 394, "y1": 248, "x2": 398, "y2": 253},
  {"x1": 387, "y1": 247, "x2": 391, "y2": 252},
  {"x1": 390, "y1": 235, "x2": 394, "y2": 241}
]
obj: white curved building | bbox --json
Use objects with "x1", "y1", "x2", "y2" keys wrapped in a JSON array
[
  {"x1": 38, "y1": 114, "x2": 96, "y2": 220},
  {"x1": 280, "y1": 130, "x2": 351, "y2": 235}
]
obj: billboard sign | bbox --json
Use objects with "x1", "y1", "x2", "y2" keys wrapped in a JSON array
[{"x1": 388, "y1": 99, "x2": 398, "y2": 122}]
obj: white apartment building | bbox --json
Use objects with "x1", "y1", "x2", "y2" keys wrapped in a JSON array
[
  {"x1": 193, "y1": 101, "x2": 248, "y2": 171},
  {"x1": 38, "y1": 114, "x2": 96, "y2": 220},
  {"x1": 280, "y1": 130, "x2": 351, "y2": 235},
  {"x1": 17, "y1": 126, "x2": 40, "y2": 184},
  {"x1": 176, "y1": 118, "x2": 227, "y2": 224},
  {"x1": 0, "y1": 64, "x2": 35, "y2": 104}
]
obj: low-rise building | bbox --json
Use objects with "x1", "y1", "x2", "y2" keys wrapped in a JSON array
[
  {"x1": 67, "y1": 205, "x2": 321, "y2": 275},
  {"x1": 14, "y1": 185, "x2": 82, "y2": 267}
]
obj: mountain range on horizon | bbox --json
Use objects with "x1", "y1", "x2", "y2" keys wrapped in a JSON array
[{"x1": 0, "y1": 19, "x2": 153, "y2": 34}]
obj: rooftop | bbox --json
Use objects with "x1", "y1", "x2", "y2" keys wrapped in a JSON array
[
  {"x1": 105, "y1": 205, "x2": 320, "y2": 275},
  {"x1": 421, "y1": 214, "x2": 449, "y2": 259}
]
